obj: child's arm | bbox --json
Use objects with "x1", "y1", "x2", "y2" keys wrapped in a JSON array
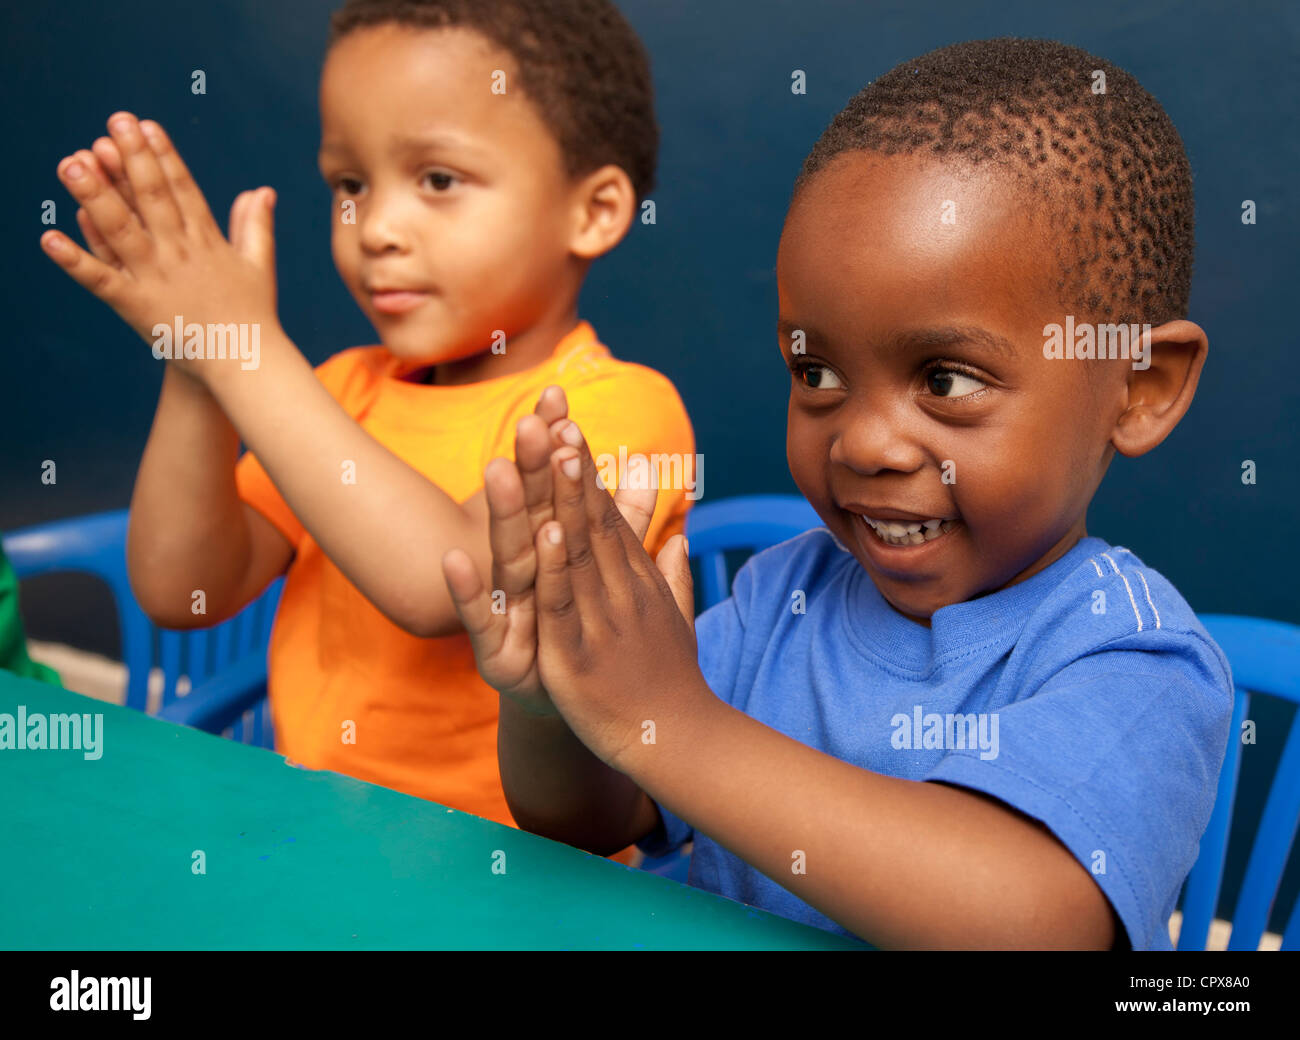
[
  {"x1": 126, "y1": 364, "x2": 292, "y2": 627},
  {"x1": 41, "y1": 113, "x2": 541, "y2": 638},
  {"x1": 520, "y1": 425, "x2": 1118, "y2": 950},
  {"x1": 442, "y1": 419, "x2": 667, "y2": 852}
]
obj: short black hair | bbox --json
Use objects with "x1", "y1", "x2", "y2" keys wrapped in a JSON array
[
  {"x1": 328, "y1": 0, "x2": 658, "y2": 200},
  {"x1": 795, "y1": 38, "x2": 1195, "y2": 327}
]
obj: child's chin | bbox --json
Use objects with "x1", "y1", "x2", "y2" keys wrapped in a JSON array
[
  {"x1": 882, "y1": 593, "x2": 939, "y2": 625},
  {"x1": 378, "y1": 333, "x2": 460, "y2": 364},
  {"x1": 381, "y1": 340, "x2": 441, "y2": 362},
  {"x1": 867, "y1": 574, "x2": 956, "y2": 624}
]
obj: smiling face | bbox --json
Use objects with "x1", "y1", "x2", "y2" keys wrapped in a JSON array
[
  {"x1": 777, "y1": 152, "x2": 1128, "y2": 625},
  {"x1": 318, "y1": 25, "x2": 587, "y2": 382}
]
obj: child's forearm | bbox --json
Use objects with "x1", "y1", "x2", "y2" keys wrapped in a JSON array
[
  {"x1": 128, "y1": 365, "x2": 287, "y2": 626},
  {"x1": 497, "y1": 695, "x2": 655, "y2": 855},
  {"x1": 628, "y1": 688, "x2": 1116, "y2": 950},
  {"x1": 202, "y1": 330, "x2": 485, "y2": 639}
]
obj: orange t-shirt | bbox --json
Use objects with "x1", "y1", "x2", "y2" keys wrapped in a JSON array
[{"x1": 235, "y1": 321, "x2": 696, "y2": 833}]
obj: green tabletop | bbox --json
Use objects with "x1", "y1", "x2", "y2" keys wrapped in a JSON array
[{"x1": 0, "y1": 674, "x2": 864, "y2": 950}]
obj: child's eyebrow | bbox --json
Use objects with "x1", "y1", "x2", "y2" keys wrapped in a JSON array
[
  {"x1": 776, "y1": 320, "x2": 1020, "y2": 362},
  {"x1": 388, "y1": 130, "x2": 484, "y2": 157},
  {"x1": 890, "y1": 326, "x2": 1021, "y2": 361},
  {"x1": 317, "y1": 132, "x2": 487, "y2": 167}
]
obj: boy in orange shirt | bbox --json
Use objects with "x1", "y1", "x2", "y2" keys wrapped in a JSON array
[{"x1": 39, "y1": 0, "x2": 695, "y2": 837}]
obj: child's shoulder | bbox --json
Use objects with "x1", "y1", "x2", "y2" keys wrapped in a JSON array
[
  {"x1": 493, "y1": 324, "x2": 693, "y2": 445},
  {"x1": 544, "y1": 327, "x2": 687, "y2": 409},
  {"x1": 310, "y1": 345, "x2": 395, "y2": 405},
  {"x1": 1012, "y1": 538, "x2": 1233, "y2": 695},
  {"x1": 1023, "y1": 539, "x2": 1219, "y2": 647}
]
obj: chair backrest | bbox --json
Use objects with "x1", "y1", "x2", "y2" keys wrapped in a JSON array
[
  {"x1": 3, "y1": 509, "x2": 282, "y2": 714},
  {"x1": 1178, "y1": 614, "x2": 1300, "y2": 950},
  {"x1": 685, "y1": 494, "x2": 823, "y2": 609}
]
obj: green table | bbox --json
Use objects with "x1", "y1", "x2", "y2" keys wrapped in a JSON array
[{"x1": 0, "y1": 675, "x2": 864, "y2": 949}]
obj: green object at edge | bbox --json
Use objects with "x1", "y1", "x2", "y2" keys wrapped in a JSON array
[
  {"x1": 0, "y1": 674, "x2": 868, "y2": 950},
  {"x1": 0, "y1": 542, "x2": 60, "y2": 686}
]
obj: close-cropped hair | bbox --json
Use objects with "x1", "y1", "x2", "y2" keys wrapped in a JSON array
[{"x1": 796, "y1": 38, "x2": 1195, "y2": 326}]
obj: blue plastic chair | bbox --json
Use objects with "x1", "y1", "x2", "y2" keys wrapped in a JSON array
[
  {"x1": 1176, "y1": 614, "x2": 1300, "y2": 950},
  {"x1": 3, "y1": 509, "x2": 282, "y2": 748},
  {"x1": 686, "y1": 493, "x2": 824, "y2": 610},
  {"x1": 639, "y1": 494, "x2": 824, "y2": 882}
]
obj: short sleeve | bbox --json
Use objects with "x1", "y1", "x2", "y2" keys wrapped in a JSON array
[
  {"x1": 234, "y1": 347, "x2": 384, "y2": 550},
  {"x1": 235, "y1": 451, "x2": 305, "y2": 548},
  {"x1": 488, "y1": 367, "x2": 696, "y2": 558},
  {"x1": 924, "y1": 642, "x2": 1232, "y2": 950}
]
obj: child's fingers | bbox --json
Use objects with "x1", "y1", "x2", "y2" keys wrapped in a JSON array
[
  {"x1": 555, "y1": 420, "x2": 654, "y2": 580},
  {"x1": 441, "y1": 548, "x2": 505, "y2": 652},
  {"x1": 484, "y1": 457, "x2": 539, "y2": 600},
  {"x1": 56, "y1": 153, "x2": 152, "y2": 265},
  {"x1": 513, "y1": 414, "x2": 556, "y2": 535},
  {"x1": 655, "y1": 534, "x2": 697, "y2": 632},
  {"x1": 39, "y1": 229, "x2": 129, "y2": 305},
  {"x1": 136, "y1": 119, "x2": 221, "y2": 234},
  {"x1": 90, "y1": 137, "x2": 137, "y2": 211},
  {"x1": 612, "y1": 484, "x2": 659, "y2": 546},
  {"x1": 551, "y1": 446, "x2": 621, "y2": 604},
  {"x1": 105, "y1": 112, "x2": 184, "y2": 237},
  {"x1": 76, "y1": 207, "x2": 121, "y2": 268},
  {"x1": 533, "y1": 385, "x2": 568, "y2": 427},
  {"x1": 534, "y1": 521, "x2": 583, "y2": 650}
]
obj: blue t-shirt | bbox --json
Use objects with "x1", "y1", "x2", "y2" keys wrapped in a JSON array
[{"x1": 637, "y1": 529, "x2": 1233, "y2": 950}]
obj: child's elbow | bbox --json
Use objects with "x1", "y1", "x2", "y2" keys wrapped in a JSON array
[
  {"x1": 127, "y1": 564, "x2": 240, "y2": 632},
  {"x1": 389, "y1": 600, "x2": 462, "y2": 640},
  {"x1": 135, "y1": 593, "x2": 209, "y2": 631}
]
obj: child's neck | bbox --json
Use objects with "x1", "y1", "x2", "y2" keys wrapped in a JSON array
[
  {"x1": 416, "y1": 307, "x2": 582, "y2": 387},
  {"x1": 886, "y1": 523, "x2": 1089, "y2": 629}
]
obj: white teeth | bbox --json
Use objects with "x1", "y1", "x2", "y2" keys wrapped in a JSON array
[{"x1": 860, "y1": 514, "x2": 957, "y2": 547}]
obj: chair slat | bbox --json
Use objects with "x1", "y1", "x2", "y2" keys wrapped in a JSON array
[
  {"x1": 3, "y1": 508, "x2": 281, "y2": 737},
  {"x1": 186, "y1": 628, "x2": 210, "y2": 687},
  {"x1": 1177, "y1": 689, "x2": 1250, "y2": 949},
  {"x1": 159, "y1": 629, "x2": 183, "y2": 707},
  {"x1": 1227, "y1": 709, "x2": 1300, "y2": 949}
]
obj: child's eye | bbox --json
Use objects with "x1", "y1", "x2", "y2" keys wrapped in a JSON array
[
  {"x1": 333, "y1": 177, "x2": 364, "y2": 196},
  {"x1": 924, "y1": 364, "x2": 986, "y2": 398},
  {"x1": 424, "y1": 171, "x2": 456, "y2": 191},
  {"x1": 791, "y1": 361, "x2": 844, "y2": 391}
]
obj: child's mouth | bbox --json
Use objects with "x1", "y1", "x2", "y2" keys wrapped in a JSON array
[
  {"x1": 859, "y1": 514, "x2": 959, "y2": 547},
  {"x1": 370, "y1": 289, "x2": 431, "y2": 315}
]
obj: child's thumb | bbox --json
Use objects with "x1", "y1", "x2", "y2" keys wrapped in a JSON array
[
  {"x1": 656, "y1": 534, "x2": 695, "y2": 632},
  {"x1": 232, "y1": 187, "x2": 278, "y2": 274}
]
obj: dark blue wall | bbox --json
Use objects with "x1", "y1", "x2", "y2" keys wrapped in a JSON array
[{"x1": 5, "y1": 0, "x2": 1297, "y2": 932}]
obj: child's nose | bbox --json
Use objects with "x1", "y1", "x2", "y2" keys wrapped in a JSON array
[
  {"x1": 357, "y1": 189, "x2": 413, "y2": 255},
  {"x1": 828, "y1": 404, "x2": 927, "y2": 477}
]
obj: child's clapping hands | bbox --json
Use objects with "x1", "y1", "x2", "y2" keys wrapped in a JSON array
[
  {"x1": 40, "y1": 111, "x2": 281, "y2": 382},
  {"x1": 442, "y1": 407, "x2": 708, "y2": 775}
]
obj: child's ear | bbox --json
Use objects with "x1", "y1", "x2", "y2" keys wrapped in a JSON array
[
  {"x1": 568, "y1": 164, "x2": 636, "y2": 260},
  {"x1": 1110, "y1": 319, "x2": 1209, "y2": 458}
]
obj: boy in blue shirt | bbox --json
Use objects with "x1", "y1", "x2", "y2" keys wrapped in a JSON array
[{"x1": 441, "y1": 37, "x2": 1233, "y2": 949}]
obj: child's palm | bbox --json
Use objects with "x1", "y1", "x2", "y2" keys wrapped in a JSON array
[
  {"x1": 41, "y1": 114, "x2": 280, "y2": 369},
  {"x1": 444, "y1": 391, "x2": 659, "y2": 716}
]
